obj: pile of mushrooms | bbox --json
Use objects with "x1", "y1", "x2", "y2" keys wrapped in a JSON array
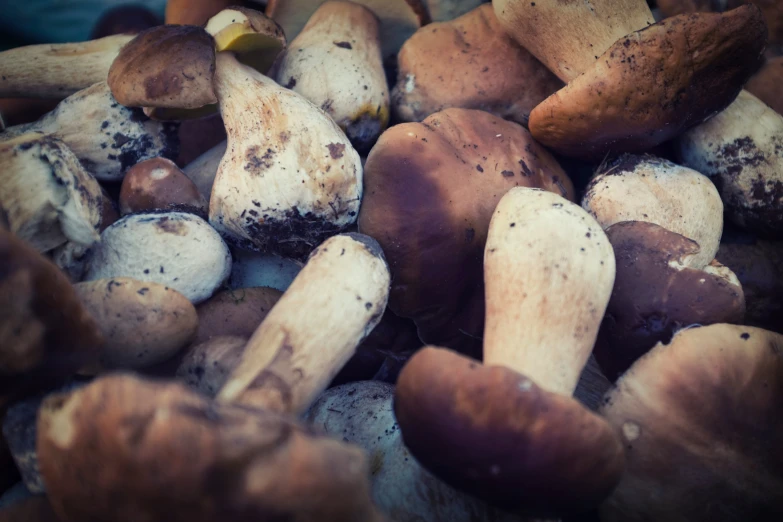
[{"x1": 1, "y1": 0, "x2": 782, "y2": 521}]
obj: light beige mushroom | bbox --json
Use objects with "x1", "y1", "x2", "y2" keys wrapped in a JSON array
[
  {"x1": 205, "y1": 6, "x2": 287, "y2": 74},
  {"x1": 228, "y1": 249, "x2": 304, "y2": 291}
]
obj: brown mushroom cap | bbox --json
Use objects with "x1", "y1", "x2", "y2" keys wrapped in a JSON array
[
  {"x1": 392, "y1": 4, "x2": 562, "y2": 126},
  {"x1": 108, "y1": 25, "x2": 217, "y2": 110},
  {"x1": 357, "y1": 108, "x2": 573, "y2": 353},
  {"x1": 600, "y1": 324, "x2": 783, "y2": 521},
  {"x1": 176, "y1": 336, "x2": 247, "y2": 397},
  {"x1": 194, "y1": 286, "x2": 282, "y2": 345},
  {"x1": 119, "y1": 157, "x2": 207, "y2": 215},
  {"x1": 528, "y1": 6, "x2": 767, "y2": 159},
  {"x1": 38, "y1": 373, "x2": 385, "y2": 522},
  {"x1": 394, "y1": 347, "x2": 625, "y2": 517},
  {"x1": 746, "y1": 57, "x2": 783, "y2": 115},
  {"x1": 594, "y1": 221, "x2": 746, "y2": 380}
]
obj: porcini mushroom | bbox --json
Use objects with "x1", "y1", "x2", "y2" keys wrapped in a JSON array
[
  {"x1": 0, "y1": 133, "x2": 102, "y2": 279},
  {"x1": 593, "y1": 221, "x2": 746, "y2": 380},
  {"x1": 208, "y1": 52, "x2": 362, "y2": 260},
  {"x1": 217, "y1": 233, "x2": 390, "y2": 414},
  {"x1": 37, "y1": 373, "x2": 385, "y2": 522},
  {"x1": 119, "y1": 157, "x2": 207, "y2": 215},
  {"x1": 599, "y1": 323, "x2": 783, "y2": 521},
  {"x1": 183, "y1": 140, "x2": 226, "y2": 200},
  {"x1": 205, "y1": 6, "x2": 287, "y2": 74},
  {"x1": 582, "y1": 154, "x2": 723, "y2": 268},
  {"x1": 495, "y1": 1, "x2": 767, "y2": 158},
  {"x1": 193, "y1": 286, "x2": 282, "y2": 345},
  {"x1": 84, "y1": 211, "x2": 232, "y2": 304},
  {"x1": 392, "y1": 4, "x2": 562, "y2": 126},
  {"x1": 358, "y1": 108, "x2": 573, "y2": 353},
  {"x1": 676, "y1": 89, "x2": 783, "y2": 237},
  {"x1": 1, "y1": 82, "x2": 179, "y2": 181},
  {"x1": 228, "y1": 249, "x2": 303, "y2": 291},
  {"x1": 272, "y1": 1, "x2": 389, "y2": 153},
  {"x1": 0, "y1": 35, "x2": 134, "y2": 99},
  {"x1": 176, "y1": 336, "x2": 248, "y2": 398},
  {"x1": 394, "y1": 187, "x2": 623, "y2": 517}
]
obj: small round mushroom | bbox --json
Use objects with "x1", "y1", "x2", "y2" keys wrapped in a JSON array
[
  {"x1": 74, "y1": 277, "x2": 199, "y2": 369},
  {"x1": 37, "y1": 373, "x2": 385, "y2": 522},
  {"x1": 599, "y1": 324, "x2": 783, "y2": 521},
  {"x1": 746, "y1": 57, "x2": 783, "y2": 115},
  {"x1": 395, "y1": 187, "x2": 623, "y2": 517},
  {"x1": 272, "y1": 1, "x2": 389, "y2": 153},
  {"x1": 593, "y1": 221, "x2": 746, "y2": 380},
  {"x1": 119, "y1": 157, "x2": 207, "y2": 216},
  {"x1": 208, "y1": 52, "x2": 362, "y2": 260},
  {"x1": 358, "y1": 108, "x2": 574, "y2": 354},
  {"x1": 676, "y1": 89, "x2": 783, "y2": 237},
  {"x1": 176, "y1": 336, "x2": 247, "y2": 398},
  {"x1": 392, "y1": 4, "x2": 562, "y2": 126},
  {"x1": 194, "y1": 286, "x2": 282, "y2": 345},
  {"x1": 1, "y1": 82, "x2": 179, "y2": 181},
  {"x1": 84, "y1": 211, "x2": 232, "y2": 304},
  {"x1": 582, "y1": 154, "x2": 723, "y2": 268}
]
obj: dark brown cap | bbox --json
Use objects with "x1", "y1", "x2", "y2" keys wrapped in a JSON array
[
  {"x1": 119, "y1": 157, "x2": 207, "y2": 215},
  {"x1": 394, "y1": 347, "x2": 625, "y2": 517},
  {"x1": 529, "y1": 5, "x2": 767, "y2": 159},
  {"x1": 357, "y1": 108, "x2": 574, "y2": 354},
  {"x1": 594, "y1": 221, "x2": 746, "y2": 380},
  {"x1": 600, "y1": 323, "x2": 783, "y2": 521}
]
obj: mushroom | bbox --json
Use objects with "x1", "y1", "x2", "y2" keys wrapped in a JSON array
[
  {"x1": 217, "y1": 233, "x2": 390, "y2": 415},
  {"x1": 599, "y1": 324, "x2": 783, "y2": 521},
  {"x1": 37, "y1": 373, "x2": 385, "y2": 522},
  {"x1": 272, "y1": 1, "x2": 389, "y2": 153},
  {"x1": 676, "y1": 89, "x2": 783, "y2": 237},
  {"x1": 1, "y1": 82, "x2": 179, "y2": 181},
  {"x1": 593, "y1": 221, "x2": 746, "y2": 380},
  {"x1": 183, "y1": 140, "x2": 226, "y2": 200},
  {"x1": 73, "y1": 278, "x2": 199, "y2": 370},
  {"x1": 208, "y1": 52, "x2": 362, "y2": 260},
  {"x1": 84, "y1": 211, "x2": 232, "y2": 304},
  {"x1": 266, "y1": 0, "x2": 430, "y2": 62},
  {"x1": 0, "y1": 228, "x2": 102, "y2": 407},
  {"x1": 205, "y1": 6, "x2": 287, "y2": 74},
  {"x1": 358, "y1": 108, "x2": 573, "y2": 353},
  {"x1": 305, "y1": 381, "x2": 529, "y2": 522},
  {"x1": 176, "y1": 336, "x2": 248, "y2": 398},
  {"x1": 582, "y1": 154, "x2": 723, "y2": 269},
  {"x1": 0, "y1": 35, "x2": 134, "y2": 99},
  {"x1": 0, "y1": 132, "x2": 102, "y2": 280},
  {"x1": 394, "y1": 187, "x2": 623, "y2": 517},
  {"x1": 175, "y1": 113, "x2": 227, "y2": 168},
  {"x1": 392, "y1": 4, "x2": 562, "y2": 126},
  {"x1": 193, "y1": 287, "x2": 282, "y2": 345},
  {"x1": 746, "y1": 56, "x2": 783, "y2": 115},
  {"x1": 119, "y1": 157, "x2": 207, "y2": 215},
  {"x1": 228, "y1": 249, "x2": 303, "y2": 292},
  {"x1": 494, "y1": 1, "x2": 767, "y2": 158}
]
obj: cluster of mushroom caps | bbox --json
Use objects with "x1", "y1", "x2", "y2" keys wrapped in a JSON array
[{"x1": 0, "y1": 0, "x2": 782, "y2": 521}]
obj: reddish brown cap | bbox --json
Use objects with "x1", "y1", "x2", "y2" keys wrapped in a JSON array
[
  {"x1": 394, "y1": 347, "x2": 625, "y2": 517},
  {"x1": 594, "y1": 221, "x2": 746, "y2": 380},
  {"x1": 358, "y1": 108, "x2": 573, "y2": 354},
  {"x1": 600, "y1": 324, "x2": 783, "y2": 521},
  {"x1": 529, "y1": 5, "x2": 767, "y2": 159},
  {"x1": 194, "y1": 286, "x2": 282, "y2": 345},
  {"x1": 119, "y1": 157, "x2": 207, "y2": 215}
]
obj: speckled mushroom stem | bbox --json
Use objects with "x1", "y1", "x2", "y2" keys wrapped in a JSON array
[
  {"x1": 0, "y1": 35, "x2": 133, "y2": 99},
  {"x1": 217, "y1": 233, "x2": 391, "y2": 415},
  {"x1": 483, "y1": 187, "x2": 616, "y2": 396}
]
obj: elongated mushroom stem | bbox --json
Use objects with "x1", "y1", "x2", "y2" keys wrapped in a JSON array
[
  {"x1": 0, "y1": 35, "x2": 134, "y2": 99},
  {"x1": 217, "y1": 233, "x2": 390, "y2": 414}
]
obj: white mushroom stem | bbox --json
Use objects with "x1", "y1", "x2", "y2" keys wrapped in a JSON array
[
  {"x1": 483, "y1": 187, "x2": 616, "y2": 396},
  {"x1": 217, "y1": 233, "x2": 390, "y2": 414},
  {"x1": 0, "y1": 35, "x2": 134, "y2": 99},
  {"x1": 183, "y1": 140, "x2": 227, "y2": 200}
]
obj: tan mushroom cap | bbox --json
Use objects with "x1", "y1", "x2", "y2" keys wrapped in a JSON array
[
  {"x1": 108, "y1": 25, "x2": 217, "y2": 110},
  {"x1": 392, "y1": 4, "x2": 562, "y2": 126},
  {"x1": 528, "y1": 6, "x2": 768, "y2": 159},
  {"x1": 600, "y1": 324, "x2": 783, "y2": 521},
  {"x1": 205, "y1": 6, "x2": 286, "y2": 75}
]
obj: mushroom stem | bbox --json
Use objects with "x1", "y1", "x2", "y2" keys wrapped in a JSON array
[
  {"x1": 0, "y1": 35, "x2": 134, "y2": 99},
  {"x1": 217, "y1": 233, "x2": 390, "y2": 414},
  {"x1": 483, "y1": 187, "x2": 616, "y2": 395}
]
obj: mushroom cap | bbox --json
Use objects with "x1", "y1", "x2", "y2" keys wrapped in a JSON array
[
  {"x1": 205, "y1": 6, "x2": 286, "y2": 75},
  {"x1": 528, "y1": 5, "x2": 768, "y2": 159},
  {"x1": 37, "y1": 373, "x2": 384, "y2": 522},
  {"x1": 194, "y1": 286, "x2": 282, "y2": 345},
  {"x1": 176, "y1": 336, "x2": 247, "y2": 397},
  {"x1": 357, "y1": 108, "x2": 573, "y2": 353},
  {"x1": 676, "y1": 89, "x2": 783, "y2": 237},
  {"x1": 746, "y1": 57, "x2": 783, "y2": 116},
  {"x1": 599, "y1": 324, "x2": 783, "y2": 521},
  {"x1": 119, "y1": 157, "x2": 207, "y2": 215},
  {"x1": 108, "y1": 25, "x2": 217, "y2": 110},
  {"x1": 394, "y1": 346, "x2": 625, "y2": 516},
  {"x1": 84, "y1": 211, "x2": 232, "y2": 304},
  {"x1": 392, "y1": 4, "x2": 562, "y2": 126},
  {"x1": 582, "y1": 154, "x2": 723, "y2": 269},
  {"x1": 228, "y1": 249, "x2": 303, "y2": 292},
  {"x1": 594, "y1": 221, "x2": 746, "y2": 380}
]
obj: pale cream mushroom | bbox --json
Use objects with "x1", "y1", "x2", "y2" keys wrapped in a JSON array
[
  {"x1": 208, "y1": 52, "x2": 362, "y2": 260},
  {"x1": 183, "y1": 140, "x2": 226, "y2": 200},
  {"x1": 273, "y1": 1, "x2": 389, "y2": 152},
  {"x1": 205, "y1": 6, "x2": 287, "y2": 74},
  {"x1": 228, "y1": 249, "x2": 303, "y2": 292}
]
